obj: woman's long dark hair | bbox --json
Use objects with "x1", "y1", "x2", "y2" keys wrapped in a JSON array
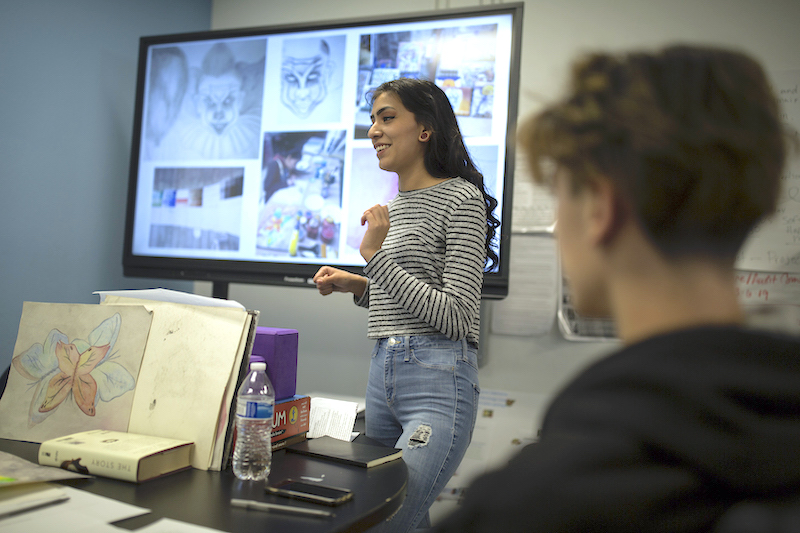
[{"x1": 369, "y1": 78, "x2": 500, "y2": 271}]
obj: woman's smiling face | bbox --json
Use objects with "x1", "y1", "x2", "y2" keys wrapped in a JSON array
[{"x1": 368, "y1": 91, "x2": 428, "y2": 176}]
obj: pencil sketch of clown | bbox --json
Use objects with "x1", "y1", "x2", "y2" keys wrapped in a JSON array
[{"x1": 280, "y1": 36, "x2": 344, "y2": 121}]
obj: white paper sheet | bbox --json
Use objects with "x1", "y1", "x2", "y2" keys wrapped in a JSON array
[
  {"x1": 510, "y1": 177, "x2": 556, "y2": 233},
  {"x1": 95, "y1": 288, "x2": 244, "y2": 309},
  {"x1": 0, "y1": 486, "x2": 149, "y2": 532},
  {"x1": 135, "y1": 517, "x2": 226, "y2": 533},
  {"x1": 491, "y1": 234, "x2": 558, "y2": 336},
  {"x1": 307, "y1": 397, "x2": 358, "y2": 441}
]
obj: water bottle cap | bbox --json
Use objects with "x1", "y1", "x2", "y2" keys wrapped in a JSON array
[{"x1": 250, "y1": 362, "x2": 267, "y2": 371}]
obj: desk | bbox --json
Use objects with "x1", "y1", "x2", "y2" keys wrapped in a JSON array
[{"x1": 1, "y1": 437, "x2": 407, "y2": 533}]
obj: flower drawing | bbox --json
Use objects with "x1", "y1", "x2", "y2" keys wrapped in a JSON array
[{"x1": 11, "y1": 313, "x2": 136, "y2": 426}]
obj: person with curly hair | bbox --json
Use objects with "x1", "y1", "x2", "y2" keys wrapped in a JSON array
[{"x1": 436, "y1": 45, "x2": 800, "y2": 533}]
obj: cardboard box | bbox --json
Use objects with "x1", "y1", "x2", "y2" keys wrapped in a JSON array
[
  {"x1": 271, "y1": 395, "x2": 310, "y2": 444},
  {"x1": 251, "y1": 327, "x2": 298, "y2": 401},
  {"x1": 272, "y1": 431, "x2": 307, "y2": 452}
]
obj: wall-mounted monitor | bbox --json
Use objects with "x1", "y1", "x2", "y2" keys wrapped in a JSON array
[{"x1": 123, "y1": 3, "x2": 523, "y2": 299}]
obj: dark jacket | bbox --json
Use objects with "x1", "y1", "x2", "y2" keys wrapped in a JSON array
[{"x1": 436, "y1": 326, "x2": 800, "y2": 532}]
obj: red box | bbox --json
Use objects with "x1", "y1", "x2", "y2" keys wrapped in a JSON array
[{"x1": 271, "y1": 395, "x2": 310, "y2": 444}]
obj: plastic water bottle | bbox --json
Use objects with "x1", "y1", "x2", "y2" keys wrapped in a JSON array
[{"x1": 232, "y1": 361, "x2": 274, "y2": 481}]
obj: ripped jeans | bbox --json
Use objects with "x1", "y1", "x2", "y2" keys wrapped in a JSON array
[{"x1": 365, "y1": 335, "x2": 480, "y2": 532}]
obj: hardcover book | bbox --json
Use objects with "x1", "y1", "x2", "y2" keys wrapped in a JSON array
[
  {"x1": 286, "y1": 436, "x2": 402, "y2": 468},
  {"x1": 38, "y1": 429, "x2": 193, "y2": 483}
]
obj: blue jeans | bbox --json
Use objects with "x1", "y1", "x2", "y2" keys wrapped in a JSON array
[{"x1": 365, "y1": 335, "x2": 480, "y2": 532}]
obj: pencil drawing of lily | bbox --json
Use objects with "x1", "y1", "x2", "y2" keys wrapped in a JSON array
[{"x1": 11, "y1": 313, "x2": 136, "y2": 426}]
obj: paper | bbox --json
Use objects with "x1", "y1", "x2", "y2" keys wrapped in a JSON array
[
  {"x1": 0, "y1": 450, "x2": 89, "y2": 487},
  {"x1": 0, "y1": 484, "x2": 68, "y2": 519},
  {"x1": 95, "y1": 288, "x2": 245, "y2": 309},
  {"x1": 101, "y1": 296, "x2": 251, "y2": 470},
  {"x1": 491, "y1": 234, "x2": 558, "y2": 336},
  {"x1": 0, "y1": 303, "x2": 153, "y2": 443},
  {"x1": 307, "y1": 392, "x2": 366, "y2": 413},
  {"x1": 0, "y1": 485, "x2": 149, "y2": 532},
  {"x1": 510, "y1": 156, "x2": 556, "y2": 233},
  {"x1": 307, "y1": 397, "x2": 359, "y2": 441},
  {"x1": 135, "y1": 517, "x2": 226, "y2": 533},
  {"x1": 736, "y1": 69, "x2": 800, "y2": 273}
]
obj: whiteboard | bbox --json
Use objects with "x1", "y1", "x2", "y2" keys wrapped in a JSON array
[{"x1": 736, "y1": 69, "x2": 800, "y2": 273}]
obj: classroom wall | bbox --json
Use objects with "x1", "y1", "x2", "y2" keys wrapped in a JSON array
[
  {"x1": 0, "y1": 1, "x2": 211, "y2": 374},
  {"x1": 205, "y1": 0, "x2": 800, "y2": 401}
]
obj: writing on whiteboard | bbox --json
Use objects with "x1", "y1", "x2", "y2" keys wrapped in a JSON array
[
  {"x1": 735, "y1": 271, "x2": 800, "y2": 304},
  {"x1": 735, "y1": 69, "x2": 800, "y2": 273}
]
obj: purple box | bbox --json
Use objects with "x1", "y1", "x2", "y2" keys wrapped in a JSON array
[{"x1": 250, "y1": 327, "x2": 298, "y2": 401}]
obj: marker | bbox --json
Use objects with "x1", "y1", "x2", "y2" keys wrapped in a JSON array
[{"x1": 230, "y1": 498, "x2": 334, "y2": 518}]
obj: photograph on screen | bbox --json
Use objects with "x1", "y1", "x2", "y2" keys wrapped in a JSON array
[
  {"x1": 354, "y1": 23, "x2": 500, "y2": 138},
  {"x1": 276, "y1": 34, "x2": 346, "y2": 124},
  {"x1": 256, "y1": 130, "x2": 346, "y2": 260},
  {"x1": 149, "y1": 167, "x2": 244, "y2": 251},
  {"x1": 143, "y1": 37, "x2": 267, "y2": 160}
]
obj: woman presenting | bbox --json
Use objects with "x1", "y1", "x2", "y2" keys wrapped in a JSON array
[{"x1": 314, "y1": 78, "x2": 499, "y2": 532}]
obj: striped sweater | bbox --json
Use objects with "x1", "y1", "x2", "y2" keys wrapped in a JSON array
[{"x1": 354, "y1": 177, "x2": 487, "y2": 346}]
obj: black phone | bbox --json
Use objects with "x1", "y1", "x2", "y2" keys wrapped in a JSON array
[{"x1": 265, "y1": 479, "x2": 353, "y2": 506}]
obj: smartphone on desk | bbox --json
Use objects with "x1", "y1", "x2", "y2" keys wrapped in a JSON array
[{"x1": 265, "y1": 479, "x2": 353, "y2": 506}]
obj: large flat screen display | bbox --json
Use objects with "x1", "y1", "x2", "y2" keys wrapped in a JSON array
[{"x1": 123, "y1": 4, "x2": 523, "y2": 298}]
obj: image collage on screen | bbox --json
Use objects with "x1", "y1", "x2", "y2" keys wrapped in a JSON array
[{"x1": 132, "y1": 13, "x2": 513, "y2": 271}]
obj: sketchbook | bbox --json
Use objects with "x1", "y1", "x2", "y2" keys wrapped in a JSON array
[
  {"x1": 286, "y1": 436, "x2": 402, "y2": 468},
  {"x1": 0, "y1": 289, "x2": 258, "y2": 472}
]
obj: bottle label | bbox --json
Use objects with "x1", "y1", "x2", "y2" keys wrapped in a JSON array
[{"x1": 237, "y1": 400, "x2": 274, "y2": 420}]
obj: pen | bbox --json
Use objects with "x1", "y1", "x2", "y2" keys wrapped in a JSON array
[{"x1": 230, "y1": 498, "x2": 334, "y2": 518}]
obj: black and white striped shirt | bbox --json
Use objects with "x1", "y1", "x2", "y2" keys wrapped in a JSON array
[{"x1": 355, "y1": 177, "x2": 487, "y2": 346}]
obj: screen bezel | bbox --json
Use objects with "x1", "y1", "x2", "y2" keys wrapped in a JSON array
[{"x1": 122, "y1": 3, "x2": 523, "y2": 299}]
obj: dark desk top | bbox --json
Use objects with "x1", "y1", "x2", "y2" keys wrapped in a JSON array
[{"x1": 1, "y1": 437, "x2": 407, "y2": 533}]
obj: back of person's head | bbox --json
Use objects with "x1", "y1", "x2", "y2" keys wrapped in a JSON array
[
  {"x1": 519, "y1": 45, "x2": 787, "y2": 263},
  {"x1": 369, "y1": 77, "x2": 501, "y2": 270}
]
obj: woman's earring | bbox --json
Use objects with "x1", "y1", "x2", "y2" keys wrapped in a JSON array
[{"x1": 421, "y1": 132, "x2": 429, "y2": 140}]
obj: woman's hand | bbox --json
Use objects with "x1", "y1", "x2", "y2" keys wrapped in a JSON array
[
  {"x1": 313, "y1": 266, "x2": 367, "y2": 298},
  {"x1": 360, "y1": 204, "x2": 390, "y2": 262}
]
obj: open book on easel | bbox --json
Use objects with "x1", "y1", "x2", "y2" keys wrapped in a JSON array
[{"x1": 0, "y1": 289, "x2": 258, "y2": 471}]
